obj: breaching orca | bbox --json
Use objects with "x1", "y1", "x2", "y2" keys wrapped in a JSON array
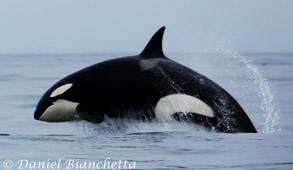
[{"x1": 34, "y1": 27, "x2": 257, "y2": 133}]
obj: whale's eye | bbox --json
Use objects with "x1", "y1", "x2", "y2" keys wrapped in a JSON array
[{"x1": 50, "y1": 83, "x2": 73, "y2": 98}]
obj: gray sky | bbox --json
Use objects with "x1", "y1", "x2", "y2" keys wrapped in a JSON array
[{"x1": 0, "y1": 0, "x2": 292, "y2": 54}]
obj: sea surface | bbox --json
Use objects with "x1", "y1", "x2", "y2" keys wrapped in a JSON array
[{"x1": 0, "y1": 51, "x2": 292, "y2": 170}]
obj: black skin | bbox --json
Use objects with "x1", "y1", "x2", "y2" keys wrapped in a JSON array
[{"x1": 34, "y1": 27, "x2": 257, "y2": 133}]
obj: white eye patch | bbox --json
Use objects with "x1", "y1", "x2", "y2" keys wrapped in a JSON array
[
  {"x1": 50, "y1": 83, "x2": 73, "y2": 98},
  {"x1": 155, "y1": 94, "x2": 214, "y2": 121}
]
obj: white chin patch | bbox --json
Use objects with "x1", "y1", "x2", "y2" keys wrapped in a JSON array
[
  {"x1": 39, "y1": 99, "x2": 79, "y2": 122},
  {"x1": 50, "y1": 83, "x2": 73, "y2": 98},
  {"x1": 155, "y1": 94, "x2": 214, "y2": 121}
]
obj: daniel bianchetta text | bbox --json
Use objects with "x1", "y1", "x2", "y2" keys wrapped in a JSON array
[{"x1": 7, "y1": 158, "x2": 136, "y2": 169}]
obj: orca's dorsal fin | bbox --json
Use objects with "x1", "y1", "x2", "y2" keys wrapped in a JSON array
[{"x1": 140, "y1": 26, "x2": 166, "y2": 59}]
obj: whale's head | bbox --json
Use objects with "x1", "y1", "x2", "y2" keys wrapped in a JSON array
[{"x1": 34, "y1": 83, "x2": 80, "y2": 122}]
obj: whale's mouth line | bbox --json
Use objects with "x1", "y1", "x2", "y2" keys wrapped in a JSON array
[{"x1": 34, "y1": 105, "x2": 50, "y2": 120}]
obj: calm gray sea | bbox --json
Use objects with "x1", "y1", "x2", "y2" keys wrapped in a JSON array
[{"x1": 0, "y1": 51, "x2": 292, "y2": 170}]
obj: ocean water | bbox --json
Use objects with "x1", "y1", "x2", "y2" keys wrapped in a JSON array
[{"x1": 0, "y1": 51, "x2": 292, "y2": 169}]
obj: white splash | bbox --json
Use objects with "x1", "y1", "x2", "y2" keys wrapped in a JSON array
[
  {"x1": 219, "y1": 48, "x2": 281, "y2": 133},
  {"x1": 73, "y1": 116, "x2": 208, "y2": 135}
]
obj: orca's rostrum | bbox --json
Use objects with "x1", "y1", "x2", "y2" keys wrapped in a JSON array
[{"x1": 34, "y1": 27, "x2": 257, "y2": 133}]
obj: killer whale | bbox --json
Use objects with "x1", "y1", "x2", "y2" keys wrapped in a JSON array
[{"x1": 34, "y1": 27, "x2": 257, "y2": 133}]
